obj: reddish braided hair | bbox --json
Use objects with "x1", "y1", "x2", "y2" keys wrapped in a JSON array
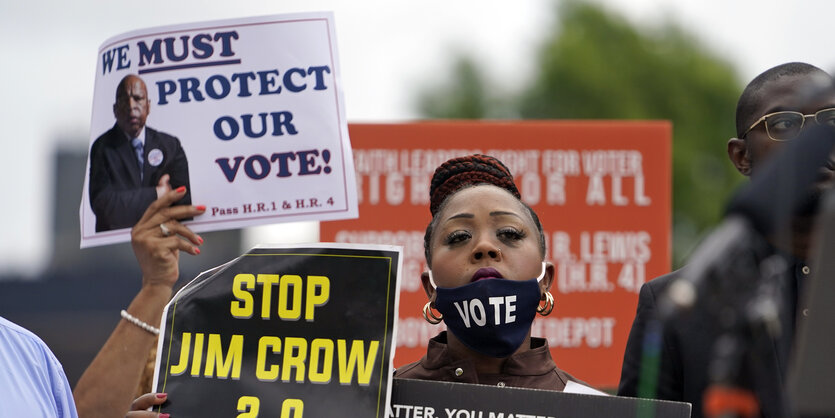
[
  {"x1": 429, "y1": 154, "x2": 520, "y2": 216},
  {"x1": 424, "y1": 154, "x2": 544, "y2": 266}
]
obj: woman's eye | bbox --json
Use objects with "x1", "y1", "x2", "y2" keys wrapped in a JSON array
[
  {"x1": 445, "y1": 230, "x2": 471, "y2": 245},
  {"x1": 497, "y1": 228, "x2": 525, "y2": 241}
]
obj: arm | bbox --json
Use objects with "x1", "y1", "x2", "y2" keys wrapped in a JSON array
[
  {"x1": 43, "y1": 338, "x2": 80, "y2": 418},
  {"x1": 617, "y1": 276, "x2": 683, "y2": 401},
  {"x1": 618, "y1": 281, "x2": 655, "y2": 397},
  {"x1": 73, "y1": 187, "x2": 205, "y2": 418}
]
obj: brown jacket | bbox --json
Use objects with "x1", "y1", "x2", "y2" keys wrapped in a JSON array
[{"x1": 395, "y1": 331, "x2": 581, "y2": 390}]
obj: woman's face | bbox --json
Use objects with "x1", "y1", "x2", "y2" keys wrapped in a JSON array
[{"x1": 427, "y1": 185, "x2": 545, "y2": 290}]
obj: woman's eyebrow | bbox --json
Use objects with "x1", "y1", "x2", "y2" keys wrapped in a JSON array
[{"x1": 490, "y1": 211, "x2": 523, "y2": 219}]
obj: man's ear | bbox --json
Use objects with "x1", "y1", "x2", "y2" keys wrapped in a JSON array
[
  {"x1": 539, "y1": 262, "x2": 556, "y2": 295},
  {"x1": 421, "y1": 271, "x2": 436, "y2": 304},
  {"x1": 728, "y1": 138, "x2": 752, "y2": 176}
]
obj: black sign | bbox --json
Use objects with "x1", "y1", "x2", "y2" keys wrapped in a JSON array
[
  {"x1": 153, "y1": 245, "x2": 401, "y2": 417},
  {"x1": 390, "y1": 378, "x2": 691, "y2": 418}
]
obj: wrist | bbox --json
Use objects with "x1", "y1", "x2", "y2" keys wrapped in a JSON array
[
  {"x1": 139, "y1": 280, "x2": 175, "y2": 299},
  {"x1": 121, "y1": 310, "x2": 160, "y2": 335}
]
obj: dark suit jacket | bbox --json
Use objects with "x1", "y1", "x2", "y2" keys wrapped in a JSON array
[
  {"x1": 88, "y1": 124, "x2": 191, "y2": 232},
  {"x1": 617, "y1": 266, "x2": 801, "y2": 418}
]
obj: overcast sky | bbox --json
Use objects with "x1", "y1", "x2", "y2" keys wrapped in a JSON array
[{"x1": 1, "y1": 0, "x2": 833, "y2": 275}]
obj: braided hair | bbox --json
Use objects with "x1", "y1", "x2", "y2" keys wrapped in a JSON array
[{"x1": 423, "y1": 154, "x2": 546, "y2": 266}]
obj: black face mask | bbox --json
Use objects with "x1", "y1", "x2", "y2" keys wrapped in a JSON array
[{"x1": 430, "y1": 263, "x2": 545, "y2": 358}]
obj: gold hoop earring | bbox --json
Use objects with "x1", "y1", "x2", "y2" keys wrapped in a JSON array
[
  {"x1": 537, "y1": 291, "x2": 554, "y2": 316},
  {"x1": 422, "y1": 302, "x2": 443, "y2": 324}
]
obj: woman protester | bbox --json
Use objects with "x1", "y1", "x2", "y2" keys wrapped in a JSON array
[
  {"x1": 394, "y1": 154, "x2": 581, "y2": 390},
  {"x1": 125, "y1": 154, "x2": 581, "y2": 417}
]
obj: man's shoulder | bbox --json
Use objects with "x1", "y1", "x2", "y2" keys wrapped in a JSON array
[
  {"x1": 145, "y1": 126, "x2": 180, "y2": 143},
  {"x1": 91, "y1": 125, "x2": 122, "y2": 148},
  {"x1": 643, "y1": 269, "x2": 682, "y2": 293},
  {"x1": 0, "y1": 316, "x2": 53, "y2": 359},
  {"x1": 0, "y1": 316, "x2": 78, "y2": 418},
  {"x1": 1, "y1": 316, "x2": 42, "y2": 342}
]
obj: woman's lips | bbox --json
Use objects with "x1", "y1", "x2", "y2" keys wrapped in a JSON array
[{"x1": 471, "y1": 267, "x2": 503, "y2": 282}]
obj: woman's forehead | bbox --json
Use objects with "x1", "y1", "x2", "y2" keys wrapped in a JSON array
[{"x1": 439, "y1": 185, "x2": 528, "y2": 217}]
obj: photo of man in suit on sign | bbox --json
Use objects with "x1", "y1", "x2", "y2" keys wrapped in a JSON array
[{"x1": 88, "y1": 74, "x2": 191, "y2": 232}]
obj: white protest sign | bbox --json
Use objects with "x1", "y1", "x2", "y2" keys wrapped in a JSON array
[{"x1": 80, "y1": 12, "x2": 357, "y2": 247}]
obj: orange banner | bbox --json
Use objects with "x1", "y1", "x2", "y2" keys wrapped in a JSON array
[{"x1": 321, "y1": 121, "x2": 671, "y2": 388}]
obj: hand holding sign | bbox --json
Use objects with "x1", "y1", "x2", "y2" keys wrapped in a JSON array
[
  {"x1": 127, "y1": 392, "x2": 168, "y2": 417},
  {"x1": 73, "y1": 189, "x2": 204, "y2": 418},
  {"x1": 131, "y1": 186, "x2": 205, "y2": 289}
]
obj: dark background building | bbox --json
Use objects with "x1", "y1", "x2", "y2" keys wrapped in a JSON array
[{"x1": 0, "y1": 146, "x2": 243, "y2": 385}]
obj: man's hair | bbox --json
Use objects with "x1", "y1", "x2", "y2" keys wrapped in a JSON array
[
  {"x1": 114, "y1": 74, "x2": 144, "y2": 101},
  {"x1": 423, "y1": 154, "x2": 546, "y2": 267},
  {"x1": 736, "y1": 62, "x2": 828, "y2": 138}
]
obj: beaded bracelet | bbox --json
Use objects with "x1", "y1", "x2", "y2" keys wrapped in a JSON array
[{"x1": 120, "y1": 310, "x2": 160, "y2": 335}]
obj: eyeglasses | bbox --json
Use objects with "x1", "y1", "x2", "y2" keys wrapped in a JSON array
[{"x1": 742, "y1": 107, "x2": 835, "y2": 141}]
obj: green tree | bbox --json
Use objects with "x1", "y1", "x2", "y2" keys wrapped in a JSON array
[
  {"x1": 415, "y1": 1, "x2": 744, "y2": 266},
  {"x1": 418, "y1": 57, "x2": 491, "y2": 119}
]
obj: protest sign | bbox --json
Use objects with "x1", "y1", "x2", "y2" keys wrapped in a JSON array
[
  {"x1": 390, "y1": 378, "x2": 691, "y2": 418},
  {"x1": 320, "y1": 122, "x2": 671, "y2": 388},
  {"x1": 152, "y1": 244, "x2": 401, "y2": 417},
  {"x1": 80, "y1": 12, "x2": 356, "y2": 247}
]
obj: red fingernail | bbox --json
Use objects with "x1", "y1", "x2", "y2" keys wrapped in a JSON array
[
  {"x1": 194, "y1": 248, "x2": 201, "y2": 255},
  {"x1": 197, "y1": 236, "x2": 204, "y2": 244},
  {"x1": 156, "y1": 393, "x2": 167, "y2": 399},
  {"x1": 159, "y1": 414, "x2": 170, "y2": 418},
  {"x1": 195, "y1": 205, "x2": 206, "y2": 211},
  {"x1": 176, "y1": 186, "x2": 186, "y2": 193}
]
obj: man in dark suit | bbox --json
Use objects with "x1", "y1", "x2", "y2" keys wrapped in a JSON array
[
  {"x1": 89, "y1": 74, "x2": 191, "y2": 232},
  {"x1": 618, "y1": 62, "x2": 835, "y2": 417}
]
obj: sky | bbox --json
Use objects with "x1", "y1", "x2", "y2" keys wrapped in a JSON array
[{"x1": 1, "y1": 0, "x2": 834, "y2": 276}]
